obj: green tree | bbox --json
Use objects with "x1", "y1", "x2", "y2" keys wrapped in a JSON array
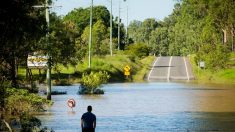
[
  {"x1": 0, "y1": 0, "x2": 46, "y2": 87},
  {"x1": 149, "y1": 27, "x2": 169, "y2": 56}
]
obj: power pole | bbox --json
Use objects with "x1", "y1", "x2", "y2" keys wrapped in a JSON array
[
  {"x1": 33, "y1": 0, "x2": 61, "y2": 100},
  {"x1": 123, "y1": 0, "x2": 128, "y2": 46},
  {"x1": 88, "y1": 0, "x2": 93, "y2": 68},
  {"x1": 126, "y1": 4, "x2": 128, "y2": 45},
  {"x1": 110, "y1": 0, "x2": 113, "y2": 56},
  {"x1": 118, "y1": 1, "x2": 121, "y2": 50}
]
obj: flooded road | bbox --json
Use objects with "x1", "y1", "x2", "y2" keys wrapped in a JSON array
[{"x1": 37, "y1": 82, "x2": 235, "y2": 132}]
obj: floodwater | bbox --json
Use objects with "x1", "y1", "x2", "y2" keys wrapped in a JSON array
[{"x1": 37, "y1": 82, "x2": 235, "y2": 132}]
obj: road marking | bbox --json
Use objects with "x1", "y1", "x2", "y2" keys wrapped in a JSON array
[
  {"x1": 184, "y1": 57, "x2": 190, "y2": 80},
  {"x1": 167, "y1": 56, "x2": 173, "y2": 81},
  {"x1": 147, "y1": 57, "x2": 159, "y2": 81}
]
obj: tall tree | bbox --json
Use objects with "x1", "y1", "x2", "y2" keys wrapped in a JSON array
[{"x1": 0, "y1": 0, "x2": 46, "y2": 87}]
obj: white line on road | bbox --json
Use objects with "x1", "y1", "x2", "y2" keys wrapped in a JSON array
[
  {"x1": 184, "y1": 57, "x2": 190, "y2": 80},
  {"x1": 167, "y1": 56, "x2": 173, "y2": 82},
  {"x1": 147, "y1": 57, "x2": 159, "y2": 81}
]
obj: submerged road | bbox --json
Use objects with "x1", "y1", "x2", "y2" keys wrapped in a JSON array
[{"x1": 148, "y1": 56, "x2": 194, "y2": 81}]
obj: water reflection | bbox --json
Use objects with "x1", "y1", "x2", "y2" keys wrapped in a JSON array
[{"x1": 37, "y1": 82, "x2": 235, "y2": 132}]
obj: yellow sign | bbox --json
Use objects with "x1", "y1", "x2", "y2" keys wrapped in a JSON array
[
  {"x1": 124, "y1": 65, "x2": 131, "y2": 71},
  {"x1": 124, "y1": 71, "x2": 130, "y2": 76},
  {"x1": 124, "y1": 65, "x2": 131, "y2": 76}
]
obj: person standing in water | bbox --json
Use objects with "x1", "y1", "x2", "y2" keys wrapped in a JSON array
[{"x1": 81, "y1": 105, "x2": 96, "y2": 132}]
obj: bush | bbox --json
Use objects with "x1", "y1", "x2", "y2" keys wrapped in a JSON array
[
  {"x1": 195, "y1": 44, "x2": 230, "y2": 70},
  {"x1": 5, "y1": 88, "x2": 51, "y2": 115},
  {"x1": 125, "y1": 43, "x2": 150, "y2": 58},
  {"x1": 79, "y1": 71, "x2": 110, "y2": 94}
]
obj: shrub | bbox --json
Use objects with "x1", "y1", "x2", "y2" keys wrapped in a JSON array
[
  {"x1": 195, "y1": 44, "x2": 230, "y2": 70},
  {"x1": 125, "y1": 43, "x2": 150, "y2": 58},
  {"x1": 79, "y1": 71, "x2": 110, "y2": 94},
  {"x1": 5, "y1": 88, "x2": 51, "y2": 116}
]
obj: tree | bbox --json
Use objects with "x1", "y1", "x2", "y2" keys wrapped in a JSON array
[
  {"x1": 81, "y1": 20, "x2": 109, "y2": 56},
  {"x1": 64, "y1": 6, "x2": 110, "y2": 36},
  {"x1": 0, "y1": 0, "x2": 46, "y2": 87},
  {"x1": 149, "y1": 27, "x2": 169, "y2": 56}
]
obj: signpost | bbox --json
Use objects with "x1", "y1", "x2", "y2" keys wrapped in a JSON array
[
  {"x1": 27, "y1": 55, "x2": 48, "y2": 69},
  {"x1": 33, "y1": 1, "x2": 61, "y2": 100},
  {"x1": 67, "y1": 98, "x2": 76, "y2": 111},
  {"x1": 199, "y1": 61, "x2": 205, "y2": 69},
  {"x1": 124, "y1": 65, "x2": 131, "y2": 78}
]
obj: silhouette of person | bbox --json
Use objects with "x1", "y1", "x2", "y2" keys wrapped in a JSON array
[{"x1": 81, "y1": 105, "x2": 96, "y2": 132}]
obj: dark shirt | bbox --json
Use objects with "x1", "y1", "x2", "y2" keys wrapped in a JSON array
[{"x1": 81, "y1": 112, "x2": 96, "y2": 129}]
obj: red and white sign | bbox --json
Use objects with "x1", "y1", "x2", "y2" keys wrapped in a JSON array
[{"x1": 67, "y1": 99, "x2": 76, "y2": 108}]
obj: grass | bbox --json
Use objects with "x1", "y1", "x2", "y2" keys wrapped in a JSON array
[
  {"x1": 17, "y1": 54, "x2": 155, "y2": 85},
  {"x1": 189, "y1": 53, "x2": 235, "y2": 84},
  {"x1": 132, "y1": 56, "x2": 155, "y2": 82}
]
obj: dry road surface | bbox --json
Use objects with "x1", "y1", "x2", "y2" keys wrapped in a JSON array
[{"x1": 148, "y1": 56, "x2": 194, "y2": 81}]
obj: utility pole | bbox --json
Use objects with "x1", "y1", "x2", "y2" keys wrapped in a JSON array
[
  {"x1": 88, "y1": 0, "x2": 93, "y2": 68},
  {"x1": 110, "y1": 0, "x2": 113, "y2": 56},
  {"x1": 126, "y1": 3, "x2": 128, "y2": 45},
  {"x1": 33, "y1": 0, "x2": 61, "y2": 100},
  {"x1": 118, "y1": 0, "x2": 121, "y2": 50}
]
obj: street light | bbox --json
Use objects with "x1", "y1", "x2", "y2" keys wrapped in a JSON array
[
  {"x1": 88, "y1": 0, "x2": 93, "y2": 68},
  {"x1": 124, "y1": 0, "x2": 128, "y2": 45},
  {"x1": 118, "y1": 0, "x2": 127, "y2": 50},
  {"x1": 118, "y1": 0, "x2": 121, "y2": 50},
  {"x1": 109, "y1": 0, "x2": 113, "y2": 56},
  {"x1": 33, "y1": 0, "x2": 61, "y2": 100}
]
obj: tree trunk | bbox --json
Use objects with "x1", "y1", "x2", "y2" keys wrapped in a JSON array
[
  {"x1": 231, "y1": 29, "x2": 235, "y2": 51},
  {"x1": 0, "y1": 77, "x2": 5, "y2": 108},
  {"x1": 10, "y1": 53, "x2": 18, "y2": 88},
  {"x1": 222, "y1": 29, "x2": 227, "y2": 44}
]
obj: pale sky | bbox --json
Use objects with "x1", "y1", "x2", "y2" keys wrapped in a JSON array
[{"x1": 52, "y1": 0, "x2": 177, "y2": 26}]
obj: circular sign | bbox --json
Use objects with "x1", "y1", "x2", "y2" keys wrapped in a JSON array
[{"x1": 67, "y1": 99, "x2": 76, "y2": 108}]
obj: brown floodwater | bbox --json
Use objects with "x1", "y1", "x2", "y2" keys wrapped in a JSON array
[{"x1": 37, "y1": 82, "x2": 235, "y2": 132}]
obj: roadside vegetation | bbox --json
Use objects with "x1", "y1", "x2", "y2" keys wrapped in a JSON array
[
  {"x1": 127, "y1": 0, "x2": 235, "y2": 83},
  {"x1": 1, "y1": 0, "x2": 234, "y2": 131},
  {"x1": 190, "y1": 52, "x2": 235, "y2": 84}
]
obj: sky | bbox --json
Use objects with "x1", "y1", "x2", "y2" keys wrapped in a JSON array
[{"x1": 52, "y1": 0, "x2": 177, "y2": 26}]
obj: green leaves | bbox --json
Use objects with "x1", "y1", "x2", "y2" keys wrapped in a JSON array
[
  {"x1": 195, "y1": 44, "x2": 230, "y2": 70},
  {"x1": 80, "y1": 71, "x2": 110, "y2": 94},
  {"x1": 5, "y1": 88, "x2": 51, "y2": 116}
]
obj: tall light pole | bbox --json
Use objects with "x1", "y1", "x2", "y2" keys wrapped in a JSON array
[
  {"x1": 110, "y1": 0, "x2": 113, "y2": 56},
  {"x1": 125, "y1": 0, "x2": 128, "y2": 45},
  {"x1": 33, "y1": 0, "x2": 61, "y2": 100},
  {"x1": 118, "y1": 0, "x2": 127, "y2": 50},
  {"x1": 88, "y1": 0, "x2": 93, "y2": 68},
  {"x1": 118, "y1": 0, "x2": 121, "y2": 50}
]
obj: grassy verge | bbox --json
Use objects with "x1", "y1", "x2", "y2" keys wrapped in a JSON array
[
  {"x1": 18, "y1": 54, "x2": 155, "y2": 85},
  {"x1": 189, "y1": 52, "x2": 235, "y2": 84}
]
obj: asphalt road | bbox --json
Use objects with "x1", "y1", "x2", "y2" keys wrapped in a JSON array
[{"x1": 148, "y1": 56, "x2": 194, "y2": 81}]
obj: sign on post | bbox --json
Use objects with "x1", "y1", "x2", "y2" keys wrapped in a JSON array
[
  {"x1": 124, "y1": 65, "x2": 131, "y2": 77},
  {"x1": 199, "y1": 61, "x2": 205, "y2": 68},
  {"x1": 27, "y1": 55, "x2": 48, "y2": 69}
]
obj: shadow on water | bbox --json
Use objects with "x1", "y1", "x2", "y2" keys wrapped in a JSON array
[{"x1": 37, "y1": 82, "x2": 235, "y2": 132}]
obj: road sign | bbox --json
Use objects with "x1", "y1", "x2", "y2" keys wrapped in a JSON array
[
  {"x1": 124, "y1": 65, "x2": 130, "y2": 71},
  {"x1": 67, "y1": 99, "x2": 76, "y2": 108},
  {"x1": 27, "y1": 55, "x2": 48, "y2": 69},
  {"x1": 199, "y1": 61, "x2": 205, "y2": 68},
  {"x1": 124, "y1": 65, "x2": 131, "y2": 76},
  {"x1": 124, "y1": 71, "x2": 130, "y2": 76}
]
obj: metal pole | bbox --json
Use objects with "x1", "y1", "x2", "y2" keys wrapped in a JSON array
[
  {"x1": 110, "y1": 0, "x2": 113, "y2": 56},
  {"x1": 88, "y1": 0, "x2": 93, "y2": 68},
  {"x1": 33, "y1": 1, "x2": 61, "y2": 100},
  {"x1": 123, "y1": 0, "x2": 128, "y2": 45},
  {"x1": 118, "y1": 1, "x2": 120, "y2": 50},
  {"x1": 45, "y1": 0, "x2": 51, "y2": 100},
  {"x1": 126, "y1": 5, "x2": 128, "y2": 45}
]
